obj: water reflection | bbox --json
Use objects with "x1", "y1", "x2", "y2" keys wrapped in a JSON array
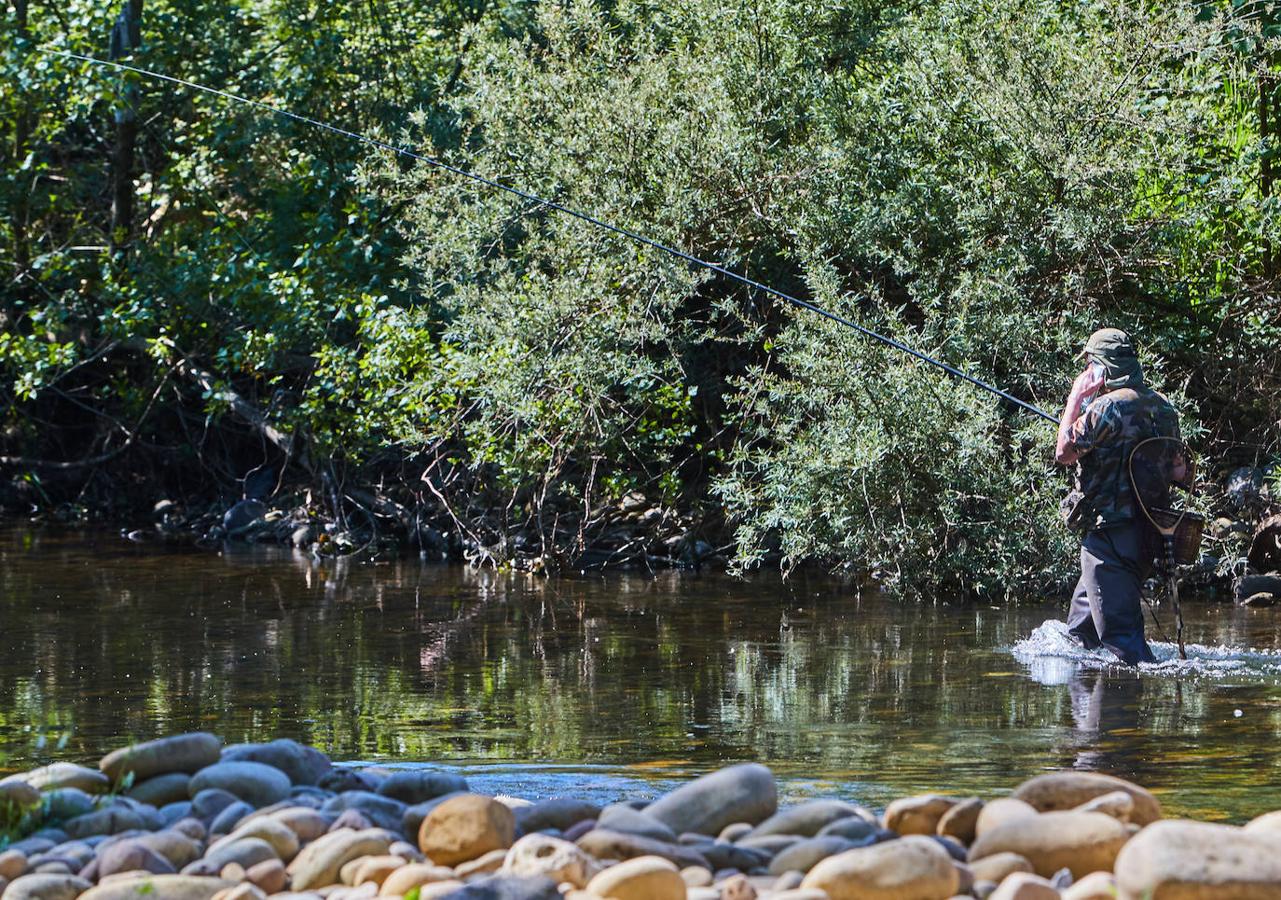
[{"x1": 3, "y1": 527, "x2": 1281, "y2": 821}]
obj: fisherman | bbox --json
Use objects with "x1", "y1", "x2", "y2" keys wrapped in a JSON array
[{"x1": 1054, "y1": 328, "x2": 1187, "y2": 666}]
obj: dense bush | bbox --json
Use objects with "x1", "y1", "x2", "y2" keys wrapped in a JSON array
[{"x1": 2, "y1": 0, "x2": 1278, "y2": 594}]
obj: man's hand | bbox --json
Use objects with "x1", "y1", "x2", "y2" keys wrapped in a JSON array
[{"x1": 1055, "y1": 362, "x2": 1104, "y2": 465}]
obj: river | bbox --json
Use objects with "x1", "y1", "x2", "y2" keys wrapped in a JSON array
[{"x1": 2, "y1": 526, "x2": 1280, "y2": 822}]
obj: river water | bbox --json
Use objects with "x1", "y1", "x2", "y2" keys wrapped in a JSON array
[{"x1": 2, "y1": 526, "x2": 1280, "y2": 822}]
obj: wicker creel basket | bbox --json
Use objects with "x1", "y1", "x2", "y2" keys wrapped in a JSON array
[{"x1": 1151, "y1": 507, "x2": 1205, "y2": 565}]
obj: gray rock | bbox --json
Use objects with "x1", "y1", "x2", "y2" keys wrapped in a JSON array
[
  {"x1": 63, "y1": 808, "x2": 148, "y2": 840},
  {"x1": 445, "y1": 875, "x2": 560, "y2": 899},
  {"x1": 106, "y1": 798, "x2": 163, "y2": 831},
  {"x1": 816, "y1": 816, "x2": 880, "y2": 843},
  {"x1": 597, "y1": 804, "x2": 678, "y2": 842},
  {"x1": 191, "y1": 789, "x2": 240, "y2": 823},
  {"x1": 183, "y1": 837, "x2": 278, "y2": 876},
  {"x1": 223, "y1": 500, "x2": 267, "y2": 534},
  {"x1": 159, "y1": 802, "x2": 193, "y2": 825},
  {"x1": 287, "y1": 787, "x2": 332, "y2": 805},
  {"x1": 575, "y1": 828, "x2": 710, "y2": 869},
  {"x1": 769, "y1": 837, "x2": 860, "y2": 875},
  {"x1": 641, "y1": 764, "x2": 777, "y2": 838},
  {"x1": 317, "y1": 770, "x2": 372, "y2": 795},
  {"x1": 209, "y1": 801, "x2": 255, "y2": 836},
  {"x1": 747, "y1": 801, "x2": 874, "y2": 840},
  {"x1": 43, "y1": 790, "x2": 97, "y2": 823},
  {"x1": 189, "y1": 763, "x2": 291, "y2": 809},
  {"x1": 320, "y1": 791, "x2": 406, "y2": 834},
  {"x1": 2, "y1": 764, "x2": 110, "y2": 795},
  {"x1": 220, "y1": 741, "x2": 331, "y2": 787},
  {"x1": 128, "y1": 774, "x2": 192, "y2": 808},
  {"x1": 374, "y1": 771, "x2": 468, "y2": 806},
  {"x1": 514, "y1": 798, "x2": 599, "y2": 835},
  {"x1": 99, "y1": 734, "x2": 222, "y2": 786},
  {"x1": 97, "y1": 839, "x2": 177, "y2": 878},
  {"x1": 697, "y1": 841, "x2": 771, "y2": 872},
  {"x1": 0, "y1": 873, "x2": 92, "y2": 900}
]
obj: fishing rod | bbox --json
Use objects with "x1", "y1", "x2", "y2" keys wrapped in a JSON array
[{"x1": 38, "y1": 48, "x2": 1060, "y2": 426}]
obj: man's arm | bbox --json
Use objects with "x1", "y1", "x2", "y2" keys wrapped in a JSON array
[{"x1": 1055, "y1": 364, "x2": 1105, "y2": 466}]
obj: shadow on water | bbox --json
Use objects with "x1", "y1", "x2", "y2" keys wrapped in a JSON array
[{"x1": 3, "y1": 526, "x2": 1281, "y2": 820}]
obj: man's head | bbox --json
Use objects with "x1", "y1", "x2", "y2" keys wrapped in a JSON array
[{"x1": 1080, "y1": 327, "x2": 1143, "y2": 391}]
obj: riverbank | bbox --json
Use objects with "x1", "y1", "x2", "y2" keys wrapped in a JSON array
[{"x1": 1, "y1": 734, "x2": 1277, "y2": 900}]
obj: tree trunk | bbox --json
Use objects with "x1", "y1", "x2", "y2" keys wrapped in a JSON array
[{"x1": 109, "y1": 0, "x2": 144, "y2": 258}]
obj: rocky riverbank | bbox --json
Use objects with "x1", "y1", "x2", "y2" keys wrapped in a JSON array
[{"x1": 0, "y1": 734, "x2": 1275, "y2": 900}]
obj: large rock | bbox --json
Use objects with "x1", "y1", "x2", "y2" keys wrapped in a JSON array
[
  {"x1": 321, "y1": 793, "x2": 406, "y2": 834},
  {"x1": 98, "y1": 839, "x2": 180, "y2": 879},
  {"x1": 937, "y1": 798, "x2": 983, "y2": 845},
  {"x1": 43, "y1": 790, "x2": 97, "y2": 822},
  {"x1": 883, "y1": 796, "x2": 957, "y2": 836},
  {"x1": 136, "y1": 833, "x2": 202, "y2": 870},
  {"x1": 445, "y1": 874, "x2": 561, "y2": 899},
  {"x1": 513, "y1": 798, "x2": 600, "y2": 834},
  {"x1": 969, "y1": 810, "x2": 1130, "y2": 879},
  {"x1": 642, "y1": 765, "x2": 777, "y2": 838},
  {"x1": 974, "y1": 799, "x2": 1038, "y2": 838},
  {"x1": 584, "y1": 855, "x2": 687, "y2": 900},
  {"x1": 220, "y1": 742, "x2": 331, "y2": 787},
  {"x1": 598, "y1": 804, "x2": 678, "y2": 842},
  {"x1": 100, "y1": 735, "x2": 222, "y2": 785},
  {"x1": 0, "y1": 874, "x2": 92, "y2": 900},
  {"x1": 417, "y1": 795, "x2": 515, "y2": 867},
  {"x1": 989, "y1": 872, "x2": 1059, "y2": 900},
  {"x1": 189, "y1": 764, "x2": 290, "y2": 810},
  {"x1": 63, "y1": 809, "x2": 149, "y2": 841},
  {"x1": 78, "y1": 876, "x2": 231, "y2": 900},
  {"x1": 3, "y1": 765, "x2": 110, "y2": 795},
  {"x1": 183, "y1": 839, "x2": 277, "y2": 877},
  {"x1": 402, "y1": 793, "x2": 470, "y2": 837},
  {"x1": 374, "y1": 773, "x2": 467, "y2": 806},
  {"x1": 128, "y1": 776, "x2": 192, "y2": 809},
  {"x1": 969, "y1": 852, "x2": 1033, "y2": 884},
  {"x1": 502, "y1": 834, "x2": 601, "y2": 889},
  {"x1": 191, "y1": 790, "x2": 240, "y2": 824},
  {"x1": 286, "y1": 829, "x2": 393, "y2": 891},
  {"x1": 1012, "y1": 773, "x2": 1160, "y2": 826},
  {"x1": 207, "y1": 818, "x2": 300, "y2": 863},
  {"x1": 801, "y1": 835, "x2": 960, "y2": 900},
  {"x1": 377, "y1": 864, "x2": 456, "y2": 897},
  {"x1": 576, "y1": 829, "x2": 709, "y2": 870},
  {"x1": 745, "y1": 801, "x2": 873, "y2": 841},
  {"x1": 263, "y1": 808, "x2": 330, "y2": 844},
  {"x1": 816, "y1": 817, "x2": 879, "y2": 843},
  {"x1": 768, "y1": 837, "x2": 860, "y2": 875},
  {"x1": 1115, "y1": 819, "x2": 1281, "y2": 900}
]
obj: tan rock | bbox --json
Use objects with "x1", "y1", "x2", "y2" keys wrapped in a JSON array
[
  {"x1": 969, "y1": 854, "x2": 1033, "y2": 885},
  {"x1": 386, "y1": 844, "x2": 423, "y2": 864},
  {"x1": 218, "y1": 865, "x2": 246, "y2": 884},
  {"x1": 210, "y1": 884, "x2": 265, "y2": 900},
  {"x1": 502, "y1": 834, "x2": 599, "y2": 889},
  {"x1": 884, "y1": 796, "x2": 958, "y2": 836},
  {"x1": 1061, "y1": 872, "x2": 1116, "y2": 900},
  {"x1": 969, "y1": 811, "x2": 1130, "y2": 880},
  {"x1": 801, "y1": 835, "x2": 960, "y2": 900},
  {"x1": 1115, "y1": 819, "x2": 1281, "y2": 900},
  {"x1": 0, "y1": 873, "x2": 92, "y2": 900},
  {"x1": 375, "y1": 865, "x2": 455, "y2": 897},
  {"x1": 243, "y1": 860, "x2": 285, "y2": 896},
  {"x1": 769, "y1": 892, "x2": 829, "y2": 900},
  {"x1": 138, "y1": 832, "x2": 203, "y2": 870},
  {"x1": 975, "y1": 800, "x2": 1038, "y2": 839},
  {"x1": 415, "y1": 884, "x2": 463, "y2": 900},
  {"x1": 938, "y1": 800, "x2": 984, "y2": 846},
  {"x1": 1012, "y1": 774, "x2": 1160, "y2": 827},
  {"x1": 680, "y1": 867, "x2": 713, "y2": 887},
  {"x1": 719, "y1": 873, "x2": 756, "y2": 900},
  {"x1": 454, "y1": 849, "x2": 506, "y2": 879},
  {"x1": 209, "y1": 820, "x2": 300, "y2": 865},
  {"x1": 988, "y1": 873, "x2": 1058, "y2": 900},
  {"x1": 1245, "y1": 811, "x2": 1281, "y2": 834},
  {"x1": 286, "y1": 830, "x2": 394, "y2": 892},
  {"x1": 266, "y1": 810, "x2": 330, "y2": 846},
  {"x1": 416, "y1": 795, "x2": 514, "y2": 867},
  {"x1": 1073, "y1": 792, "x2": 1133, "y2": 824},
  {"x1": 0, "y1": 852, "x2": 27, "y2": 882},
  {"x1": 585, "y1": 855, "x2": 686, "y2": 900},
  {"x1": 78, "y1": 876, "x2": 232, "y2": 900}
]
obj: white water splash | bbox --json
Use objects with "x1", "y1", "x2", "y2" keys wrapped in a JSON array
[{"x1": 1012, "y1": 619, "x2": 1281, "y2": 681}]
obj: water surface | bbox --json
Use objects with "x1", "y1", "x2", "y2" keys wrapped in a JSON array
[{"x1": 3, "y1": 526, "x2": 1280, "y2": 821}]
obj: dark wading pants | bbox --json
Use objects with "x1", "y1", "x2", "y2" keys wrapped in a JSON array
[{"x1": 1067, "y1": 521, "x2": 1158, "y2": 666}]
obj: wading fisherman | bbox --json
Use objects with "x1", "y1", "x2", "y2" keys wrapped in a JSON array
[{"x1": 1054, "y1": 329, "x2": 1187, "y2": 666}]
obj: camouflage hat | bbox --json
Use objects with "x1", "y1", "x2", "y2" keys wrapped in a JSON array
[{"x1": 1080, "y1": 328, "x2": 1136, "y2": 362}]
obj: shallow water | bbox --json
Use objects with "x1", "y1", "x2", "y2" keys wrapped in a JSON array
[{"x1": 3, "y1": 526, "x2": 1281, "y2": 821}]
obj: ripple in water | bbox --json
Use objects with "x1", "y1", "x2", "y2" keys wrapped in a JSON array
[{"x1": 1012, "y1": 619, "x2": 1281, "y2": 682}]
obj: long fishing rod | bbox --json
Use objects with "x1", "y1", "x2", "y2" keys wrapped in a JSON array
[{"x1": 40, "y1": 49, "x2": 1060, "y2": 424}]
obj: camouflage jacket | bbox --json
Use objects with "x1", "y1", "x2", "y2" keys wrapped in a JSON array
[{"x1": 1064, "y1": 386, "x2": 1180, "y2": 531}]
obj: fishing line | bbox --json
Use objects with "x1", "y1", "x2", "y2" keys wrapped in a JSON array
[{"x1": 39, "y1": 48, "x2": 1059, "y2": 424}]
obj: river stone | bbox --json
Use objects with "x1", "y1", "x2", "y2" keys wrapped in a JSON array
[
  {"x1": 136, "y1": 833, "x2": 202, "y2": 870},
  {"x1": 1074, "y1": 790, "x2": 1134, "y2": 823},
  {"x1": 208, "y1": 818, "x2": 300, "y2": 863},
  {"x1": 209, "y1": 803, "x2": 254, "y2": 837},
  {"x1": 110, "y1": 798, "x2": 164, "y2": 832},
  {"x1": 969, "y1": 811, "x2": 1130, "y2": 879},
  {"x1": 969, "y1": 853, "x2": 1033, "y2": 884},
  {"x1": 339, "y1": 856, "x2": 402, "y2": 888},
  {"x1": 768, "y1": 837, "x2": 859, "y2": 876},
  {"x1": 184, "y1": 839, "x2": 278, "y2": 878},
  {"x1": 937, "y1": 799, "x2": 984, "y2": 845},
  {"x1": 321, "y1": 792, "x2": 406, "y2": 833},
  {"x1": 1245, "y1": 810, "x2": 1281, "y2": 833},
  {"x1": 328, "y1": 810, "x2": 372, "y2": 833},
  {"x1": 1115, "y1": 819, "x2": 1281, "y2": 900},
  {"x1": 0, "y1": 852, "x2": 27, "y2": 882},
  {"x1": 318, "y1": 771, "x2": 372, "y2": 795},
  {"x1": 989, "y1": 872, "x2": 1059, "y2": 900},
  {"x1": 100, "y1": 735, "x2": 222, "y2": 786},
  {"x1": 189, "y1": 764, "x2": 291, "y2": 810},
  {"x1": 287, "y1": 829, "x2": 394, "y2": 891},
  {"x1": 1063, "y1": 871, "x2": 1118, "y2": 900},
  {"x1": 373, "y1": 772, "x2": 468, "y2": 806},
  {"x1": 0, "y1": 874, "x2": 92, "y2": 900},
  {"x1": 243, "y1": 860, "x2": 285, "y2": 896},
  {"x1": 576, "y1": 829, "x2": 710, "y2": 870},
  {"x1": 642, "y1": 764, "x2": 777, "y2": 838},
  {"x1": 445, "y1": 874, "x2": 561, "y2": 900},
  {"x1": 598, "y1": 804, "x2": 679, "y2": 842},
  {"x1": 736, "y1": 834, "x2": 801, "y2": 854},
  {"x1": 884, "y1": 796, "x2": 958, "y2": 836},
  {"x1": 64, "y1": 809, "x2": 148, "y2": 841},
  {"x1": 97, "y1": 841, "x2": 177, "y2": 879},
  {"x1": 456, "y1": 849, "x2": 509, "y2": 880},
  {"x1": 585, "y1": 855, "x2": 686, "y2": 900},
  {"x1": 264, "y1": 808, "x2": 330, "y2": 844},
  {"x1": 801, "y1": 835, "x2": 959, "y2": 900},
  {"x1": 696, "y1": 841, "x2": 769, "y2": 873},
  {"x1": 191, "y1": 790, "x2": 240, "y2": 823},
  {"x1": 974, "y1": 800, "x2": 1038, "y2": 838},
  {"x1": 816, "y1": 817, "x2": 879, "y2": 843},
  {"x1": 402, "y1": 792, "x2": 470, "y2": 837},
  {"x1": 376, "y1": 864, "x2": 455, "y2": 897},
  {"x1": 498, "y1": 834, "x2": 598, "y2": 888},
  {"x1": 746, "y1": 801, "x2": 873, "y2": 841},
  {"x1": 1012, "y1": 773, "x2": 1160, "y2": 827},
  {"x1": 3, "y1": 765, "x2": 110, "y2": 796},
  {"x1": 220, "y1": 742, "x2": 331, "y2": 787},
  {"x1": 514, "y1": 798, "x2": 601, "y2": 834},
  {"x1": 128, "y1": 775, "x2": 192, "y2": 809},
  {"x1": 417, "y1": 795, "x2": 514, "y2": 867},
  {"x1": 0, "y1": 782, "x2": 41, "y2": 808},
  {"x1": 43, "y1": 790, "x2": 97, "y2": 823},
  {"x1": 79, "y1": 876, "x2": 231, "y2": 900}
]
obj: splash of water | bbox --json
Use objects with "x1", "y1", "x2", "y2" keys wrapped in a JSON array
[{"x1": 1012, "y1": 619, "x2": 1281, "y2": 681}]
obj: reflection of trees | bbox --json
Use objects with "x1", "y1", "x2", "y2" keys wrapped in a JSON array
[{"x1": 5, "y1": 527, "x2": 1281, "y2": 819}]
